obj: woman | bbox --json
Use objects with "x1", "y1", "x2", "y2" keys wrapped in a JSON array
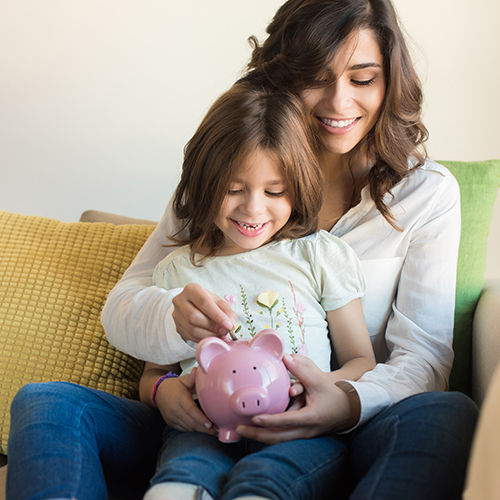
[
  {"x1": 7, "y1": 0, "x2": 478, "y2": 499},
  {"x1": 101, "y1": 0, "x2": 477, "y2": 496}
]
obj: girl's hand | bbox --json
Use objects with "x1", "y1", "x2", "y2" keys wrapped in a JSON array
[
  {"x1": 235, "y1": 354, "x2": 361, "y2": 444},
  {"x1": 155, "y1": 368, "x2": 217, "y2": 435},
  {"x1": 172, "y1": 283, "x2": 238, "y2": 343}
]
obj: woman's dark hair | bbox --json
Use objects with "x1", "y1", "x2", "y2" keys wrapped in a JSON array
[
  {"x1": 242, "y1": 0, "x2": 428, "y2": 227},
  {"x1": 171, "y1": 81, "x2": 324, "y2": 261}
]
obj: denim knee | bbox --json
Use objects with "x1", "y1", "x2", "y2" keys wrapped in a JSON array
[
  {"x1": 349, "y1": 391, "x2": 479, "y2": 500},
  {"x1": 10, "y1": 382, "x2": 77, "y2": 428}
]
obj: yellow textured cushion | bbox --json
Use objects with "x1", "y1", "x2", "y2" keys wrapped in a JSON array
[{"x1": 0, "y1": 210, "x2": 156, "y2": 454}]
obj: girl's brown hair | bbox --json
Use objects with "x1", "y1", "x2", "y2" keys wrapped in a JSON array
[
  {"x1": 241, "y1": 0, "x2": 428, "y2": 227},
  {"x1": 171, "y1": 81, "x2": 324, "y2": 260}
]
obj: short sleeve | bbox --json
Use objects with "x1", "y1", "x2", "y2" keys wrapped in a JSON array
[{"x1": 311, "y1": 231, "x2": 366, "y2": 312}]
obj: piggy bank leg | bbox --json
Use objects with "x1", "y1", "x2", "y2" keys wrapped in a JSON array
[{"x1": 218, "y1": 428, "x2": 242, "y2": 443}]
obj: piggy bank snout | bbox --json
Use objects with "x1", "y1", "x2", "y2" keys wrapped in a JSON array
[{"x1": 230, "y1": 387, "x2": 269, "y2": 416}]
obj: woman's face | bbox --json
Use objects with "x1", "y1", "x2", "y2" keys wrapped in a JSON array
[{"x1": 301, "y1": 29, "x2": 386, "y2": 161}]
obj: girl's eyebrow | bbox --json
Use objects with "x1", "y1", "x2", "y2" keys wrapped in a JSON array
[{"x1": 231, "y1": 178, "x2": 286, "y2": 185}]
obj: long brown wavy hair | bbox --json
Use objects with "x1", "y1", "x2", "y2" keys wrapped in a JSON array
[
  {"x1": 171, "y1": 81, "x2": 324, "y2": 261},
  {"x1": 241, "y1": 0, "x2": 428, "y2": 227}
]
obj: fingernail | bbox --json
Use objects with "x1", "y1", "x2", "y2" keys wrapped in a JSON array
[
  {"x1": 222, "y1": 320, "x2": 232, "y2": 330},
  {"x1": 204, "y1": 422, "x2": 212, "y2": 429},
  {"x1": 253, "y1": 418, "x2": 262, "y2": 426},
  {"x1": 284, "y1": 353, "x2": 296, "y2": 364}
]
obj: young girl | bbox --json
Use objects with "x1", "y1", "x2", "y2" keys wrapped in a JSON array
[{"x1": 139, "y1": 82, "x2": 375, "y2": 500}]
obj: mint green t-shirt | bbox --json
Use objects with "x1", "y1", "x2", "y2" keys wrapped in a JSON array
[{"x1": 153, "y1": 230, "x2": 365, "y2": 374}]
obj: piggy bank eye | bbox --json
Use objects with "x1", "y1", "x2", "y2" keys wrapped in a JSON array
[
  {"x1": 253, "y1": 367, "x2": 257, "y2": 370},
  {"x1": 232, "y1": 370, "x2": 236, "y2": 374}
]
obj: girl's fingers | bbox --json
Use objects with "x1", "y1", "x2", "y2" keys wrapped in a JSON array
[{"x1": 172, "y1": 284, "x2": 237, "y2": 342}]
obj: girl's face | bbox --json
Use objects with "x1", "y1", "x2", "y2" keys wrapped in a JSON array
[
  {"x1": 300, "y1": 29, "x2": 386, "y2": 162},
  {"x1": 214, "y1": 148, "x2": 292, "y2": 256}
]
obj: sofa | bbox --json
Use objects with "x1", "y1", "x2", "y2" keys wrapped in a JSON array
[{"x1": 1, "y1": 159, "x2": 499, "y2": 499}]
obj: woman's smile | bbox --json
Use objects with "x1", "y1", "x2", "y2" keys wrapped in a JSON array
[{"x1": 317, "y1": 116, "x2": 361, "y2": 134}]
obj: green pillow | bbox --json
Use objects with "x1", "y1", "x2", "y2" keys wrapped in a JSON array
[{"x1": 439, "y1": 160, "x2": 500, "y2": 395}]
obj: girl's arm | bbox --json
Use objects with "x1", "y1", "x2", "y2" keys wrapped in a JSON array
[
  {"x1": 326, "y1": 298, "x2": 376, "y2": 383},
  {"x1": 139, "y1": 361, "x2": 216, "y2": 435}
]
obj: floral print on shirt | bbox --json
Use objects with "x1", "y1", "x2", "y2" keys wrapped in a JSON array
[{"x1": 223, "y1": 282, "x2": 307, "y2": 355}]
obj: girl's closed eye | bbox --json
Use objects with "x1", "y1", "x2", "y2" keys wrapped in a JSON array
[{"x1": 266, "y1": 190, "x2": 286, "y2": 197}]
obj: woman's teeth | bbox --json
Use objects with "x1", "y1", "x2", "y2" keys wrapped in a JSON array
[
  {"x1": 320, "y1": 117, "x2": 357, "y2": 128},
  {"x1": 237, "y1": 221, "x2": 264, "y2": 231}
]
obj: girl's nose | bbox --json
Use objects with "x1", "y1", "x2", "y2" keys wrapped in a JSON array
[{"x1": 241, "y1": 192, "x2": 265, "y2": 216}]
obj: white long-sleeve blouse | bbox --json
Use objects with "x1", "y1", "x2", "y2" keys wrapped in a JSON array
[{"x1": 101, "y1": 159, "x2": 461, "y2": 426}]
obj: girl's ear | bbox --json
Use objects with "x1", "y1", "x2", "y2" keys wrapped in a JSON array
[{"x1": 196, "y1": 337, "x2": 231, "y2": 373}]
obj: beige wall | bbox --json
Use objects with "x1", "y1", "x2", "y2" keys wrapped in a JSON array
[{"x1": 1, "y1": 0, "x2": 499, "y2": 279}]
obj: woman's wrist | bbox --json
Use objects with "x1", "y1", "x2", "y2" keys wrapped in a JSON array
[{"x1": 151, "y1": 371, "x2": 179, "y2": 408}]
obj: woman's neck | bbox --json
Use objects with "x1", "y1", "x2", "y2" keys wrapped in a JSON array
[{"x1": 317, "y1": 150, "x2": 371, "y2": 232}]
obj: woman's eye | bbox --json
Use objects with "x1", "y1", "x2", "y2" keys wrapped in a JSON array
[
  {"x1": 266, "y1": 191, "x2": 285, "y2": 197},
  {"x1": 228, "y1": 189, "x2": 241, "y2": 195},
  {"x1": 352, "y1": 78, "x2": 375, "y2": 87}
]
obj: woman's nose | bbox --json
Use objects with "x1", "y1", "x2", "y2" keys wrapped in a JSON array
[{"x1": 324, "y1": 79, "x2": 351, "y2": 111}]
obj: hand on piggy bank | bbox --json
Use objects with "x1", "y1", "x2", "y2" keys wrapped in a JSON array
[{"x1": 195, "y1": 329, "x2": 291, "y2": 443}]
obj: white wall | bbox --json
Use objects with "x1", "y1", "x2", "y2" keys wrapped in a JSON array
[{"x1": 1, "y1": 0, "x2": 499, "y2": 279}]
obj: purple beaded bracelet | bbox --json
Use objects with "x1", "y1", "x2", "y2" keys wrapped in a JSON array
[{"x1": 151, "y1": 371, "x2": 179, "y2": 408}]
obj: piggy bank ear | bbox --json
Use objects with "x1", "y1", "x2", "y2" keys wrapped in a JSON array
[
  {"x1": 250, "y1": 329, "x2": 285, "y2": 360},
  {"x1": 196, "y1": 337, "x2": 231, "y2": 373}
]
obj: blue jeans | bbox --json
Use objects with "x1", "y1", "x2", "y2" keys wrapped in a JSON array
[
  {"x1": 7, "y1": 382, "x2": 477, "y2": 500},
  {"x1": 7, "y1": 382, "x2": 166, "y2": 500},
  {"x1": 151, "y1": 429, "x2": 349, "y2": 500},
  {"x1": 150, "y1": 391, "x2": 477, "y2": 500}
]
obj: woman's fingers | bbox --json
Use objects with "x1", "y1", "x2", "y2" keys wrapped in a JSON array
[{"x1": 235, "y1": 422, "x2": 315, "y2": 445}]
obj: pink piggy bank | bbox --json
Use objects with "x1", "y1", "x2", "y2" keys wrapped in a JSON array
[{"x1": 195, "y1": 329, "x2": 291, "y2": 443}]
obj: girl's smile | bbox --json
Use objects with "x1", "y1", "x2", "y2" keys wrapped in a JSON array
[{"x1": 232, "y1": 219, "x2": 268, "y2": 237}]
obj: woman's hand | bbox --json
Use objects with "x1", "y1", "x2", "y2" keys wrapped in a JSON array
[
  {"x1": 155, "y1": 368, "x2": 217, "y2": 435},
  {"x1": 235, "y1": 354, "x2": 361, "y2": 444},
  {"x1": 172, "y1": 283, "x2": 238, "y2": 343}
]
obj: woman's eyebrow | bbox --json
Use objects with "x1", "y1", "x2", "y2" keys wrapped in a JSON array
[{"x1": 348, "y1": 62, "x2": 382, "y2": 70}]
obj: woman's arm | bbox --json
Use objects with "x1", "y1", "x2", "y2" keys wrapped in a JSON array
[
  {"x1": 102, "y1": 198, "x2": 236, "y2": 363},
  {"x1": 236, "y1": 353, "x2": 362, "y2": 444},
  {"x1": 344, "y1": 167, "x2": 461, "y2": 424}
]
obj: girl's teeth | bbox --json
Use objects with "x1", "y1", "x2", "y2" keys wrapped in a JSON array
[
  {"x1": 321, "y1": 117, "x2": 357, "y2": 128},
  {"x1": 237, "y1": 221, "x2": 264, "y2": 231}
]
